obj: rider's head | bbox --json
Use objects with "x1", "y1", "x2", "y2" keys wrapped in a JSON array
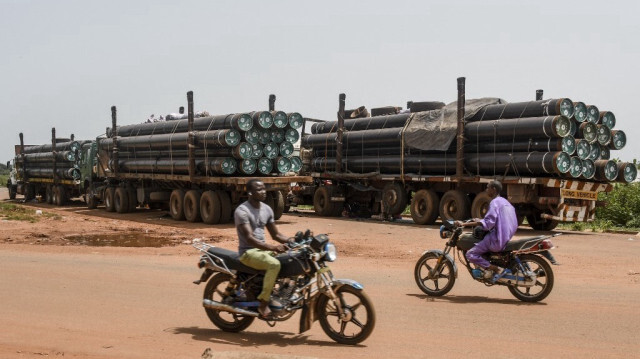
[
  {"x1": 247, "y1": 178, "x2": 267, "y2": 202},
  {"x1": 486, "y1": 180, "x2": 502, "y2": 198}
]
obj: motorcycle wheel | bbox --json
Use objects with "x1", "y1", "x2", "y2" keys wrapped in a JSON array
[
  {"x1": 508, "y1": 254, "x2": 554, "y2": 302},
  {"x1": 414, "y1": 252, "x2": 456, "y2": 296},
  {"x1": 203, "y1": 273, "x2": 255, "y2": 332},
  {"x1": 317, "y1": 285, "x2": 376, "y2": 345}
]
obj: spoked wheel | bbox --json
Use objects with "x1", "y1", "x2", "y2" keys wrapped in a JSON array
[
  {"x1": 203, "y1": 273, "x2": 254, "y2": 332},
  {"x1": 317, "y1": 285, "x2": 376, "y2": 345},
  {"x1": 414, "y1": 252, "x2": 456, "y2": 296},
  {"x1": 508, "y1": 254, "x2": 554, "y2": 302}
]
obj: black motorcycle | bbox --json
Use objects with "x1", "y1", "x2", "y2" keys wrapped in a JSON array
[
  {"x1": 414, "y1": 220, "x2": 557, "y2": 302},
  {"x1": 192, "y1": 230, "x2": 376, "y2": 345}
]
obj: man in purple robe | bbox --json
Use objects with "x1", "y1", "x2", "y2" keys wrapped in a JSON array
[{"x1": 455, "y1": 180, "x2": 518, "y2": 280}]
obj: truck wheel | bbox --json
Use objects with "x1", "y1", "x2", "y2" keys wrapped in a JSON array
[
  {"x1": 184, "y1": 190, "x2": 202, "y2": 222},
  {"x1": 410, "y1": 189, "x2": 439, "y2": 225},
  {"x1": 8, "y1": 184, "x2": 17, "y2": 200},
  {"x1": 382, "y1": 182, "x2": 408, "y2": 216},
  {"x1": 128, "y1": 188, "x2": 137, "y2": 212},
  {"x1": 471, "y1": 192, "x2": 492, "y2": 219},
  {"x1": 104, "y1": 187, "x2": 115, "y2": 212},
  {"x1": 170, "y1": 189, "x2": 186, "y2": 220},
  {"x1": 55, "y1": 185, "x2": 67, "y2": 206},
  {"x1": 86, "y1": 187, "x2": 98, "y2": 209},
  {"x1": 216, "y1": 190, "x2": 232, "y2": 224},
  {"x1": 273, "y1": 191, "x2": 285, "y2": 220},
  {"x1": 115, "y1": 187, "x2": 130, "y2": 213},
  {"x1": 25, "y1": 184, "x2": 36, "y2": 201},
  {"x1": 46, "y1": 185, "x2": 54, "y2": 204},
  {"x1": 200, "y1": 191, "x2": 221, "y2": 224},
  {"x1": 439, "y1": 190, "x2": 471, "y2": 221},
  {"x1": 313, "y1": 187, "x2": 333, "y2": 216}
]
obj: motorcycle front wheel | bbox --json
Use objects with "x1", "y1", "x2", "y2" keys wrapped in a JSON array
[
  {"x1": 414, "y1": 252, "x2": 456, "y2": 296},
  {"x1": 508, "y1": 254, "x2": 554, "y2": 302},
  {"x1": 317, "y1": 285, "x2": 376, "y2": 345},
  {"x1": 203, "y1": 273, "x2": 255, "y2": 332}
]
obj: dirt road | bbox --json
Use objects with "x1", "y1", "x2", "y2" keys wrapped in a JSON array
[{"x1": 1, "y1": 189, "x2": 639, "y2": 359}]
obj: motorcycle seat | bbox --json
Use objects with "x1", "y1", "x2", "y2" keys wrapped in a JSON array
[
  {"x1": 207, "y1": 247, "x2": 260, "y2": 274},
  {"x1": 207, "y1": 247, "x2": 311, "y2": 277},
  {"x1": 503, "y1": 236, "x2": 548, "y2": 252}
]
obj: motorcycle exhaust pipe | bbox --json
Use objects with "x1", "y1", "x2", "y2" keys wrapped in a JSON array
[{"x1": 203, "y1": 299, "x2": 259, "y2": 317}]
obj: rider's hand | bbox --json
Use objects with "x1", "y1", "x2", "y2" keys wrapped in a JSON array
[
  {"x1": 454, "y1": 220, "x2": 463, "y2": 227},
  {"x1": 274, "y1": 243, "x2": 287, "y2": 253}
]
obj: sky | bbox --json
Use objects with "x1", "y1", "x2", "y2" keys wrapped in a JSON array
[{"x1": 1, "y1": 0, "x2": 638, "y2": 164}]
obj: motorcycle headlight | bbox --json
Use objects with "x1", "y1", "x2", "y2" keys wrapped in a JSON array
[{"x1": 324, "y1": 243, "x2": 337, "y2": 262}]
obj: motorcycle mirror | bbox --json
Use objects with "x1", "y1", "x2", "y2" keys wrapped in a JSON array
[{"x1": 304, "y1": 229, "x2": 311, "y2": 238}]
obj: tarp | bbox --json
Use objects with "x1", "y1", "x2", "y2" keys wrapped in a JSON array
[{"x1": 403, "y1": 97, "x2": 506, "y2": 151}]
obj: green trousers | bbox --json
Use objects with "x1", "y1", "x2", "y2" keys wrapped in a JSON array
[{"x1": 239, "y1": 248, "x2": 281, "y2": 302}]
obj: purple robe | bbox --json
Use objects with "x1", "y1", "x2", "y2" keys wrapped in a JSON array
[{"x1": 466, "y1": 196, "x2": 518, "y2": 268}]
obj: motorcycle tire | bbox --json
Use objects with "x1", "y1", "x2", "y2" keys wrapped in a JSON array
[
  {"x1": 414, "y1": 252, "x2": 456, "y2": 296},
  {"x1": 203, "y1": 273, "x2": 255, "y2": 332},
  {"x1": 317, "y1": 285, "x2": 376, "y2": 345},
  {"x1": 507, "y1": 254, "x2": 554, "y2": 302}
]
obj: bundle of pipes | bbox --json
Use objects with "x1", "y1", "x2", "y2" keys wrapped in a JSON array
[
  {"x1": 104, "y1": 110, "x2": 305, "y2": 176},
  {"x1": 17, "y1": 138, "x2": 86, "y2": 181},
  {"x1": 305, "y1": 98, "x2": 635, "y2": 183}
]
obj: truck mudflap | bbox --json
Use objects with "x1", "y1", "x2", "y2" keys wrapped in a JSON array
[{"x1": 539, "y1": 179, "x2": 611, "y2": 222}]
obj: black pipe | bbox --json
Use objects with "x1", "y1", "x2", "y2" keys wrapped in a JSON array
[
  {"x1": 336, "y1": 93, "x2": 345, "y2": 173},
  {"x1": 468, "y1": 98, "x2": 574, "y2": 122},
  {"x1": 109, "y1": 113, "x2": 253, "y2": 137},
  {"x1": 24, "y1": 167, "x2": 80, "y2": 180},
  {"x1": 115, "y1": 157, "x2": 236, "y2": 176},
  {"x1": 187, "y1": 91, "x2": 195, "y2": 181},
  {"x1": 456, "y1": 77, "x2": 465, "y2": 178},
  {"x1": 311, "y1": 113, "x2": 410, "y2": 134},
  {"x1": 20, "y1": 151, "x2": 76, "y2": 163},
  {"x1": 117, "y1": 144, "x2": 253, "y2": 160},
  {"x1": 22, "y1": 140, "x2": 81, "y2": 154},
  {"x1": 99, "y1": 129, "x2": 240, "y2": 151},
  {"x1": 111, "y1": 106, "x2": 118, "y2": 176}
]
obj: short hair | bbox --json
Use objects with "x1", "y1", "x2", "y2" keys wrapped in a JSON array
[
  {"x1": 246, "y1": 178, "x2": 263, "y2": 192},
  {"x1": 488, "y1": 180, "x2": 502, "y2": 193}
]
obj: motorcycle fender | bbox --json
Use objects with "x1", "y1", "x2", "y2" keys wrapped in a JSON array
[
  {"x1": 421, "y1": 249, "x2": 458, "y2": 278},
  {"x1": 299, "y1": 279, "x2": 364, "y2": 334}
]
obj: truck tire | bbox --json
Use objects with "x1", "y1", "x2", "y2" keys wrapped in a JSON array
[
  {"x1": 128, "y1": 188, "x2": 137, "y2": 212},
  {"x1": 471, "y1": 192, "x2": 492, "y2": 219},
  {"x1": 55, "y1": 185, "x2": 67, "y2": 206},
  {"x1": 200, "y1": 191, "x2": 221, "y2": 224},
  {"x1": 313, "y1": 186, "x2": 333, "y2": 216},
  {"x1": 410, "y1": 189, "x2": 439, "y2": 225},
  {"x1": 86, "y1": 187, "x2": 98, "y2": 209},
  {"x1": 439, "y1": 190, "x2": 471, "y2": 221},
  {"x1": 265, "y1": 192, "x2": 276, "y2": 213},
  {"x1": 104, "y1": 187, "x2": 115, "y2": 212},
  {"x1": 216, "y1": 190, "x2": 233, "y2": 224},
  {"x1": 8, "y1": 184, "x2": 17, "y2": 200},
  {"x1": 382, "y1": 182, "x2": 408, "y2": 216},
  {"x1": 170, "y1": 189, "x2": 186, "y2": 221},
  {"x1": 114, "y1": 187, "x2": 130, "y2": 213},
  {"x1": 184, "y1": 190, "x2": 202, "y2": 222},
  {"x1": 46, "y1": 185, "x2": 54, "y2": 204},
  {"x1": 273, "y1": 191, "x2": 285, "y2": 220},
  {"x1": 25, "y1": 184, "x2": 36, "y2": 201}
]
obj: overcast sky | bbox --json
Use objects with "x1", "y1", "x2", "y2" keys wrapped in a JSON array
[{"x1": 1, "y1": 0, "x2": 638, "y2": 164}]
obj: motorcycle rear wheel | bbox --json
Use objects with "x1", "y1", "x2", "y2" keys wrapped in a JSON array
[
  {"x1": 203, "y1": 273, "x2": 255, "y2": 332},
  {"x1": 317, "y1": 285, "x2": 376, "y2": 345},
  {"x1": 508, "y1": 254, "x2": 554, "y2": 302},
  {"x1": 414, "y1": 252, "x2": 456, "y2": 296}
]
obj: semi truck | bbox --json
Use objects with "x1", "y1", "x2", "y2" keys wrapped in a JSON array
[{"x1": 289, "y1": 78, "x2": 634, "y2": 230}]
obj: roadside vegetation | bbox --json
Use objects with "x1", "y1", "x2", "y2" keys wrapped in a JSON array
[
  {"x1": 0, "y1": 202, "x2": 61, "y2": 222},
  {"x1": 0, "y1": 162, "x2": 8, "y2": 186}
]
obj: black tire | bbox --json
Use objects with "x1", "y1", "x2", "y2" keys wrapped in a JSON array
[
  {"x1": 508, "y1": 254, "x2": 554, "y2": 302},
  {"x1": 203, "y1": 273, "x2": 255, "y2": 332},
  {"x1": 471, "y1": 191, "x2": 492, "y2": 219},
  {"x1": 439, "y1": 190, "x2": 471, "y2": 221},
  {"x1": 216, "y1": 190, "x2": 232, "y2": 224},
  {"x1": 46, "y1": 185, "x2": 54, "y2": 204},
  {"x1": 169, "y1": 189, "x2": 186, "y2": 221},
  {"x1": 114, "y1": 187, "x2": 129, "y2": 213},
  {"x1": 273, "y1": 191, "x2": 285, "y2": 220},
  {"x1": 265, "y1": 192, "x2": 276, "y2": 213},
  {"x1": 410, "y1": 189, "x2": 439, "y2": 225},
  {"x1": 86, "y1": 187, "x2": 98, "y2": 209},
  {"x1": 184, "y1": 190, "x2": 202, "y2": 222},
  {"x1": 55, "y1": 185, "x2": 67, "y2": 206},
  {"x1": 104, "y1": 187, "x2": 115, "y2": 212},
  {"x1": 25, "y1": 184, "x2": 36, "y2": 201},
  {"x1": 8, "y1": 184, "x2": 17, "y2": 200},
  {"x1": 313, "y1": 186, "x2": 333, "y2": 216},
  {"x1": 200, "y1": 191, "x2": 222, "y2": 224},
  {"x1": 414, "y1": 252, "x2": 456, "y2": 296},
  {"x1": 317, "y1": 285, "x2": 376, "y2": 345},
  {"x1": 382, "y1": 182, "x2": 408, "y2": 216},
  {"x1": 526, "y1": 212, "x2": 558, "y2": 231}
]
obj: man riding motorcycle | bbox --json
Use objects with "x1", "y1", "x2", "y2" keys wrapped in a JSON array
[{"x1": 454, "y1": 180, "x2": 518, "y2": 281}]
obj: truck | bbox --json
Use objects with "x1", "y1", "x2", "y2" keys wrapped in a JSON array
[
  {"x1": 289, "y1": 78, "x2": 634, "y2": 230},
  {"x1": 87, "y1": 92, "x2": 312, "y2": 224},
  {"x1": 11, "y1": 130, "x2": 100, "y2": 206}
]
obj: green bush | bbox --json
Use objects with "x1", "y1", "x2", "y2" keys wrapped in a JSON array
[
  {"x1": 596, "y1": 182, "x2": 640, "y2": 227},
  {"x1": 0, "y1": 174, "x2": 7, "y2": 187}
]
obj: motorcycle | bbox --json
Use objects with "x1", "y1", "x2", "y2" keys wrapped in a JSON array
[
  {"x1": 414, "y1": 220, "x2": 557, "y2": 302},
  {"x1": 192, "y1": 230, "x2": 376, "y2": 345}
]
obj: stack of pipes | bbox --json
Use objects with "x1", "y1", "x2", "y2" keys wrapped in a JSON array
[
  {"x1": 101, "y1": 111, "x2": 304, "y2": 176},
  {"x1": 304, "y1": 98, "x2": 635, "y2": 183},
  {"x1": 16, "y1": 140, "x2": 88, "y2": 181}
]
